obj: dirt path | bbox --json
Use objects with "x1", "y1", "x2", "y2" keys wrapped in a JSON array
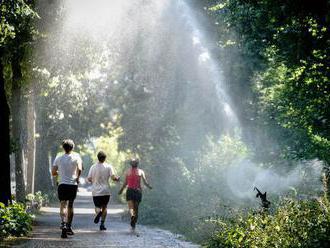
[{"x1": 5, "y1": 189, "x2": 199, "y2": 248}]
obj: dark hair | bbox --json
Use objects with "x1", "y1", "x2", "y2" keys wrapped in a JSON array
[
  {"x1": 97, "y1": 151, "x2": 107, "y2": 163},
  {"x1": 130, "y1": 158, "x2": 139, "y2": 167},
  {"x1": 62, "y1": 139, "x2": 74, "y2": 153}
]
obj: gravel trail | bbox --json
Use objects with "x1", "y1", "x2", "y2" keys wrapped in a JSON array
[{"x1": 3, "y1": 190, "x2": 199, "y2": 248}]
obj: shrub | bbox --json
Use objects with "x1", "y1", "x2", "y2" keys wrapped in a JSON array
[
  {"x1": 26, "y1": 191, "x2": 49, "y2": 212},
  {"x1": 0, "y1": 202, "x2": 34, "y2": 239},
  {"x1": 205, "y1": 197, "x2": 330, "y2": 248}
]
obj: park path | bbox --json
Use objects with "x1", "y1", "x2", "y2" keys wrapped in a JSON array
[{"x1": 6, "y1": 189, "x2": 199, "y2": 248}]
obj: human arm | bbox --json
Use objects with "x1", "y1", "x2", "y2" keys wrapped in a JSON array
[
  {"x1": 87, "y1": 174, "x2": 92, "y2": 183},
  {"x1": 76, "y1": 167, "x2": 82, "y2": 184},
  {"x1": 141, "y1": 170, "x2": 152, "y2": 189},
  {"x1": 51, "y1": 166, "x2": 59, "y2": 186},
  {"x1": 110, "y1": 166, "x2": 120, "y2": 182},
  {"x1": 51, "y1": 157, "x2": 59, "y2": 186},
  {"x1": 118, "y1": 173, "x2": 127, "y2": 195},
  {"x1": 76, "y1": 156, "x2": 83, "y2": 184},
  {"x1": 87, "y1": 165, "x2": 93, "y2": 183},
  {"x1": 51, "y1": 156, "x2": 59, "y2": 176},
  {"x1": 51, "y1": 165, "x2": 58, "y2": 176},
  {"x1": 111, "y1": 175, "x2": 120, "y2": 182}
]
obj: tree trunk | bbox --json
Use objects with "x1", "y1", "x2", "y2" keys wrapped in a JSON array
[
  {"x1": 0, "y1": 58, "x2": 12, "y2": 205},
  {"x1": 35, "y1": 107, "x2": 53, "y2": 192},
  {"x1": 11, "y1": 56, "x2": 26, "y2": 202},
  {"x1": 35, "y1": 136, "x2": 53, "y2": 192},
  {"x1": 26, "y1": 85, "x2": 36, "y2": 194},
  {"x1": 322, "y1": 165, "x2": 330, "y2": 199}
]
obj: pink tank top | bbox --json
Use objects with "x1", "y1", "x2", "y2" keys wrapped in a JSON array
[{"x1": 126, "y1": 168, "x2": 141, "y2": 190}]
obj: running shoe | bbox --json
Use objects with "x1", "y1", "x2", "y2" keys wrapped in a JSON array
[
  {"x1": 61, "y1": 227, "x2": 68, "y2": 238},
  {"x1": 60, "y1": 222, "x2": 65, "y2": 230},
  {"x1": 130, "y1": 216, "x2": 136, "y2": 229},
  {"x1": 66, "y1": 226, "x2": 74, "y2": 235},
  {"x1": 100, "y1": 224, "x2": 107, "y2": 231},
  {"x1": 94, "y1": 211, "x2": 102, "y2": 224}
]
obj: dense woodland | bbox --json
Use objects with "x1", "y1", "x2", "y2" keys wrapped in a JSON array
[{"x1": 1, "y1": 0, "x2": 330, "y2": 246}]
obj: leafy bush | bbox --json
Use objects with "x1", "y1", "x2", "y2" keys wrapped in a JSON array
[
  {"x1": 26, "y1": 191, "x2": 49, "y2": 212},
  {"x1": 0, "y1": 202, "x2": 34, "y2": 239},
  {"x1": 141, "y1": 134, "x2": 250, "y2": 242},
  {"x1": 206, "y1": 197, "x2": 330, "y2": 248}
]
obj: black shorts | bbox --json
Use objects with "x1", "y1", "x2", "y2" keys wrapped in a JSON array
[
  {"x1": 58, "y1": 184, "x2": 78, "y2": 201},
  {"x1": 93, "y1": 195, "x2": 110, "y2": 208},
  {"x1": 126, "y1": 188, "x2": 142, "y2": 202}
]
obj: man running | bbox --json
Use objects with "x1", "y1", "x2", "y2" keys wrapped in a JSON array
[
  {"x1": 118, "y1": 158, "x2": 152, "y2": 231},
  {"x1": 87, "y1": 151, "x2": 120, "y2": 230},
  {"x1": 51, "y1": 139, "x2": 82, "y2": 238}
]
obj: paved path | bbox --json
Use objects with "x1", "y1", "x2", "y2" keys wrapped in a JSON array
[{"x1": 4, "y1": 189, "x2": 199, "y2": 248}]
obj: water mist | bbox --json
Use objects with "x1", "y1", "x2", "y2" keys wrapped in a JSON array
[{"x1": 38, "y1": 0, "x2": 323, "y2": 210}]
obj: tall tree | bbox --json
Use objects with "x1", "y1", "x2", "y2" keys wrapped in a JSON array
[
  {"x1": 206, "y1": 0, "x2": 330, "y2": 192},
  {"x1": 11, "y1": 52, "x2": 26, "y2": 201},
  {"x1": 0, "y1": 0, "x2": 39, "y2": 202},
  {"x1": 26, "y1": 84, "x2": 36, "y2": 194},
  {"x1": 0, "y1": 56, "x2": 12, "y2": 205}
]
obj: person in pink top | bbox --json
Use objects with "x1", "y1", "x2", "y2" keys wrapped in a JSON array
[{"x1": 119, "y1": 158, "x2": 152, "y2": 230}]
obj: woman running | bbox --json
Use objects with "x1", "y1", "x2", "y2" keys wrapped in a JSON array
[{"x1": 118, "y1": 158, "x2": 152, "y2": 231}]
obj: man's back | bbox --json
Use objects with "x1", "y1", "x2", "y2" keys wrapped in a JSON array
[
  {"x1": 54, "y1": 153, "x2": 81, "y2": 185},
  {"x1": 88, "y1": 163, "x2": 113, "y2": 196}
]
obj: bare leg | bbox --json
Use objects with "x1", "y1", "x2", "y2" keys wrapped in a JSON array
[
  {"x1": 60, "y1": 200, "x2": 68, "y2": 238},
  {"x1": 67, "y1": 200, "x2": 74, "y2": 226},
  {"x1": 94, "y1": 206, "x2": 102, "y2": 224},
  {"x1": 127, "y1": 200, "x2": 135, "y2": 218},
  {"x1": 132, "y1": 201, "x2": 139, "y2": 227},
  {"x1": 128, "y1": 200, "x2": 139, "y2": 229},
  {"x1": 99, "y1": 206, "x2": 107, "y2": 230},
  {"x1": 101, "y1": 206, "x2": 107, "y2": 222},
  {"x1": 134, "y1": 201, "x2": 139, "y2": 220},
  {"x1": 60, "y1": 201, "x2": 67, "y2": 223},
  {"x1": 95, "y1": 207, "x2": 101, "y2": 215}
]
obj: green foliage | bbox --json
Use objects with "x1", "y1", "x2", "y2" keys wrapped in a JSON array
[
  {"x1": 25, "y1": 191, "x2": 49, "y2": 212},
  {"x1": 0, "y1": 0, "x2": 39, "y2": 54},
  {"x1": 257, "y1": 57, "x2": 330, "y2": 161},
  {"x1": 34, "y1": 68, "x2": 111, "y2": 146},
  {"x1": 93, "y1": 124, "x2": 127, "y2": 173},
  {"x1": 204, "y1": 1, "x2": 330, "y2": 236},
  {"x1": 204, "y1": 0, "x2": 330, "y2": 166},
  {"x1": 77, "y1": 122, "x2": 127, "y2": 174},
  {"x1": 1, "y1": 0, "x2": 328, "y2": 244},
  {"x1": 0, "y1": 202, "x2": 33, "y2": 239},
  {"x1": 206, "y1": 197, "x2": 330, "y2": 248},
  {"x1": 201, "y1": 135, "x2": 250, "y2": 167},
  {"x1": 0, "y1": 0, "x2": 37, "y2": 46},
  {"x1": 141, "y1": 134, "x2": 251, "y2": 242}
]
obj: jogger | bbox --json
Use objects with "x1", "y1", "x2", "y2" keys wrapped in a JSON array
[
  {"x1": 52, "y1": 139, "x2": 82, "y2": 238},
  {"x1": 119, "y1": 158, "x2": 152, "y2": 231},
  {"x1": 87, "y1": 151, "x2": 120, "y2": 230}
]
